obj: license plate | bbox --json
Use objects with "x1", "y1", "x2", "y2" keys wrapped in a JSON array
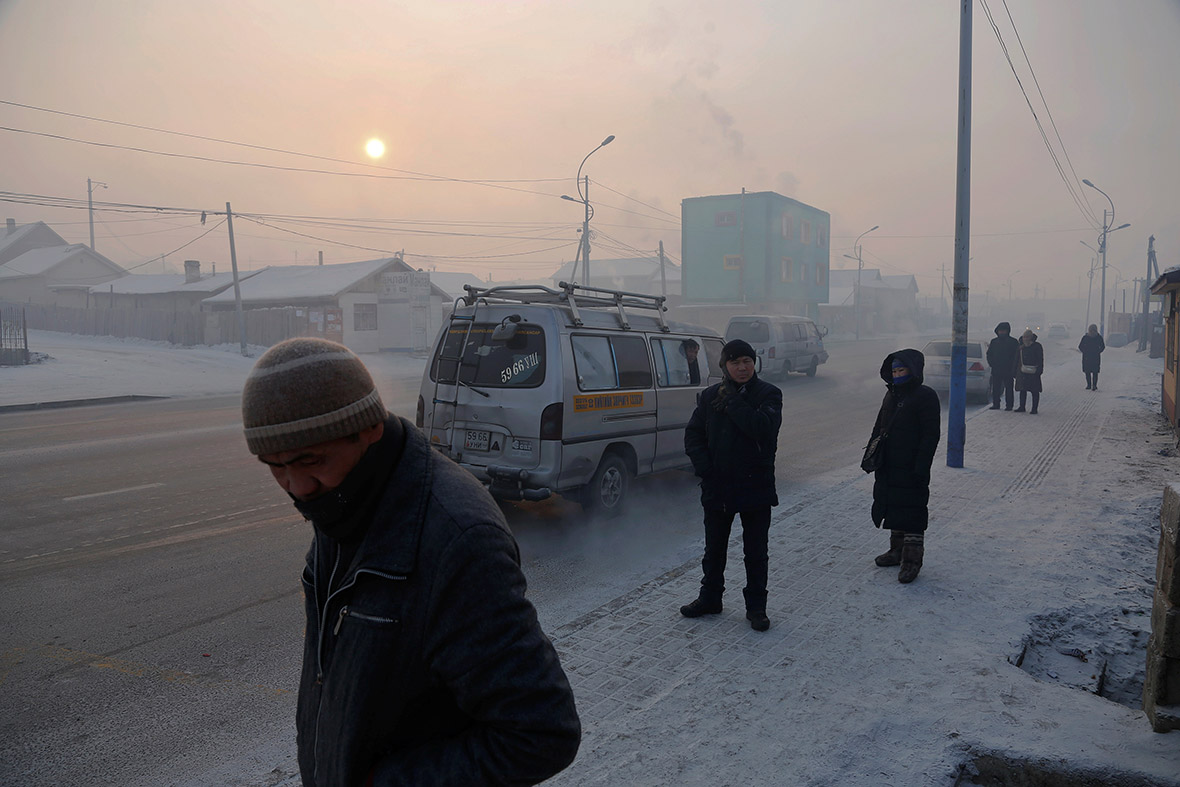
[{"x1": 464, "y1": 429, "x2": 490, "y2": 451}]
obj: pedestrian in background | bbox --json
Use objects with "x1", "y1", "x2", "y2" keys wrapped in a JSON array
[
  {"x1": 241, "y1": 338, "x2": 580, "y2": 787},
  {"x1": 986, "y1": 321, "x2": 1019, "y2": 410},
  {"x1": 1078, "y1": 323, "x2": 1105, "y2": 391},
  {"x1": 1014, "y1": 328, "x2": 1045, "y2": 413},
  {"x1": 681, "y1": 338, "x2": 783, "y2": 631},
  {"x1": 869, "y1": 349, "x2": 940, "y2": 583}
]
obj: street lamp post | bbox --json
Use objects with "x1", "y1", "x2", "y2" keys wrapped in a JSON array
[
  {"x1": 1005, "y1": 269, "x2": 1020, "y2": 303},
  {"x1": 87, "y1": 177, "x2": 107, "y2": 250},
  {"x1": 561, "y1": 135, "x2": 614, "y2": 287},
  {"x1": 844, "y1": 225, "x2": 878, "y2": 340},
  {"x1": 1080, "y1": 241, "x2": 1099, "y2": 327},
  {"x1": 1082, "y1": 179, "x2": 1130, "y2": 336}
]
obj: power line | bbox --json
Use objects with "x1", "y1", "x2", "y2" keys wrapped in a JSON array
[
  {"x1": 999, "y1": 0, "x2": 1099, "y2": 226},
  {"x1": 979, "y1": 0, "x2": 1100, "y2": 231}
]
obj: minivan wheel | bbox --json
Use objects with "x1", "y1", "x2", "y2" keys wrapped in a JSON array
[
  {"x1": 806, "y1": 357, "x2": 819, "y2": 377},
  {"x1": 582, "y1": 454, "x2": 629, "y2": 518}
]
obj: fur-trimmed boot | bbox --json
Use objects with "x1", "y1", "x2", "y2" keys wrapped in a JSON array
[
  {"x1": 874, "y1": 530, "x2": 904, "y2": 567},
  {"x1": 898, "y1": 533, "x2": 924, "y2": 583}
]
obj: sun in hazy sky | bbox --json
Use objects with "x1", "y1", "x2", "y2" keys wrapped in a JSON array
[{"x1": 365, "y1": 138, "x2": 385, "y2": 159}]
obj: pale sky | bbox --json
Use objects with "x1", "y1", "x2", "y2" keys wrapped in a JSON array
[{"x1": 1, "y1": 0, "x2": 1177, "y2": 304}]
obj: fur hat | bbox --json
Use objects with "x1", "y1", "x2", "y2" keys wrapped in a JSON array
[
  {"x1": 241, "y1": 338, "x2": 386, "y2": 456},
  {"x1": 720, "y1": 339, "x2": 757, "y2": 368}
]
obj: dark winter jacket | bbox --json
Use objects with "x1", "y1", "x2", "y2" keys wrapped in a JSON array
[
  {"x1": 1015, "y1": 336, "x2": 1045, "y2": 393},
  {"x1": 986, "y1": 322, "x2": 1019, "y2": 379},
  {"x1": 1078, "y1": 332, "x2": 1105, "y2": 373},
  {"x1": 297, "y1": 416, "x2": 580, "y2": 787},
  {"x1": 684, "y1": 373, "x2": 782, "y2": 512},
  {"x1": 869, "y1": 349, "x2": 941, "y2": 534}
]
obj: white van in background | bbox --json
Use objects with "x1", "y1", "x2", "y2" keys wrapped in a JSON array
[
  {"x1": 724, "y1": 314, "x2": 829, "y2": 378},
  {"x1": 417, "y1": 282, "x2": 723, "y2": 516}
]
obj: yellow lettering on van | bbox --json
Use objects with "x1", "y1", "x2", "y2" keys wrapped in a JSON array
[{"x1": 573, "y1": 392, "x2": 646, "y2": 412}]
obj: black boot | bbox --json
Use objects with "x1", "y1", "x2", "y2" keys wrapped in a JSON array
[
  {"x1": 874, "y1": 530, "x2": 904, "y2": 567},
  {"x1": 680, "y1": 596, "x2": 722, "y2": 618},
  {"x1": 898, "y1": 533, "x2": 924, "y2": 584},
  {"x1": 746, "y1": 610, "x2": 770, "y2": 631}
]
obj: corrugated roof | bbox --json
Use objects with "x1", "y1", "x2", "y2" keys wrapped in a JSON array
[
  {"x1": 88, "y1": 270, "x2": 262, "y2": 295},
  {"x1": 0, "y1": 244, "x2": 124, "y2": 279},
  {"x1": 202, "y1": 257, "x2": 445, "y2": 303}
]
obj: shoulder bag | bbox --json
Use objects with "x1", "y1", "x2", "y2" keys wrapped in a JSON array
[
  {"x1": 1019, "y1": 349, "x2": 1037, "y2": 375},
  {"x1": 861, "y1": 399, "x2": 903, "y2": 474}
]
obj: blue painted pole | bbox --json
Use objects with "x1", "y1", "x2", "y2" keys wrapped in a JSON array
[{"x1": 948, "y1": 0, "x2": 972, "y2": 468}]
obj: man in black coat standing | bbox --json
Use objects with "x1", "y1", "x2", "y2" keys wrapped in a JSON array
[
  {"x1": 242, "y1": 338, "x2": 580, "y2": 786},
  {"x1": 869, "y1": 349, "x2": 941, "y2": 583},
  {"x1": 681, "y1": 339, "x2": 783, "y2": 631},
  {"x1": 986, "y1": 321, "x2": 1019, "y2": 410}
]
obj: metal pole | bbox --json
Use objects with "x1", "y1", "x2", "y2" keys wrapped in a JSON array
[
  {"x1": 948, "y1": 0, "x2": 972, "y2": 469},
  {"x1": 581, "y1": 176, "x2": 591, "y2": 286},
  {"x1": 1100, "y1": 210, "x2": 1109, "y2": 336},
  {"x1": 1141, "y1": 236, "x2": 1155, "y2": 351},
  {"x1": 87, "y1": 178, "x2": 96, "y2": 250},
  {"x1": 855, "y1": 247, "x2": 862, "y2": 340},
  {"x1": 225, "y1": 202, "x2": 248, "y2": 357},
  {"x1": 1086, "y1": 259, "x2": 1094, "y2": 327},
  {"x1": 658, "y1": 240, "x2": 667, "y2": 301}
]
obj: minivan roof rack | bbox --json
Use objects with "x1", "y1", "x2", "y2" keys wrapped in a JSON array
[{"x1": 460, "y1": 281, "x2": 668, "y2": 332}]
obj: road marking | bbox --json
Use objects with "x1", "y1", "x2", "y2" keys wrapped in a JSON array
[{"x1": 62, "y1": 482, "x2": 165, "y2": 502}]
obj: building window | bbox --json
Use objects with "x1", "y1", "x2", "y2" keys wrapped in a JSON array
[
  {"x1": 801, "y1": 220, "x2": 811, "y2": 245},
  {"x1": 723, "y1": 254, "x2": 744, "y2": 270},
  {"x1": 715, "y1": 211, "x2": 738, "y2": 227},
  {"x1": 800, "y1": 263, "x2": 809, "y2": 283},
  {"x1": 816, "y1": 264, "x2": 827, "y2": 285},
  {"x1": 353, "y1": 303, "x2": 377, "y2": 331},
  {"x1": 781, "y1": 213, "x2": 793, "y2": 239},
  {"x1": 781, "y1": 257, "x2": 793, "y2": 282},
  {"x1": 817, "y1": 226, "x2": 827, "y2": 247}
]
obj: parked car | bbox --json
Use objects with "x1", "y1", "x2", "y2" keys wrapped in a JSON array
[
  {"x1": 724, "y1": 314, "x2": 829, "y2": 378},
  {"x1": 1047, "y1": 323, "x2": 1069, "y2": 339},
  {"x1": 921, "y1": 339, "x2": 990, "y2": 403},
  {"x1": 417, "y1": 282, "x2": 723, "y2": 517}
]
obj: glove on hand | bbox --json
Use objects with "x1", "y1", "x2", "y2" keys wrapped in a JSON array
[{"x1": 711, "y1": 380, "x2": 735, "y2": 411}]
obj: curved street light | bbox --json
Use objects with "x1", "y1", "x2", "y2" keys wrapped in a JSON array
[
  {"x1": 560, "y1": 135, "x2": 615, "y2": 286},
  {"x1": 849, "y1": 225, "x2": 879, "y2": 341},
  {"x1": 1082, "y1": 178, "x2": 1129, "y2": 335},
  {"x1": 1005, "y1": 269, "x2": 1021, "y2": 303}
]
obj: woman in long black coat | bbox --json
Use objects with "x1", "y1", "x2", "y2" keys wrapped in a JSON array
[
  {"x1": 1014, "y1": 329, "x2": 1044, "y2": 413},
  {"x1": 1078, "y1": 324, "x2": 1105, "y2": 391},
  {"x1": 868, "y1": 348, "x2": 941, "y2": 583}
]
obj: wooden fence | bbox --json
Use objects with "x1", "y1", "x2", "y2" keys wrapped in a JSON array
[{"x1": 3, "y1": 302, "x2": 309, "y2": 348}]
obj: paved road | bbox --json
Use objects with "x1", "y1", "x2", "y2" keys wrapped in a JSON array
[{"x1": 0, "y1": 333, "x2": 954, "y2": 786}]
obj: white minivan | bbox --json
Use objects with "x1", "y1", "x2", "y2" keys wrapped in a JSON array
[
  {"x1": 417, "y1": 282, "x2": 723, "y2": 516},
  {"x1": 724, "y1": 314, "x2": 829, "y2": 378}
]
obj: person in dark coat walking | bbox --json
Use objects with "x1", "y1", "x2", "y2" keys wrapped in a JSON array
[
  {"x1": 868, "y1": 349, "x2": 941, "y2": 583},
  {"x1": 986, "y1": 321, "x2": 1019, "y2": 410},
  {"x1": 1014, "y1": 328, "x2": 1045, "y2": 413},
  {"x1": 681, "y1": 338, "x2": 783, "y2": 631},
  {"x1": 241, "y1": 338, "x2": 580, "y2": 787},
  {"x1": 1078, "y1": 323, "x2": 1105, "y2": 391}
]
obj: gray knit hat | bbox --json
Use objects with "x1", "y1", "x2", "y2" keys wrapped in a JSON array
[{"x1": 241, "y1": 338, "x2": 386, "y2": 455}]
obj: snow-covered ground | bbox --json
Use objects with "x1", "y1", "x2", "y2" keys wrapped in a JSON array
[
  {"x1": 6, "y1": 330, "x2": 1179, "y2": 783},
  {"x1": 0, "y1": 330, "x2": 427, "y2": 407}
]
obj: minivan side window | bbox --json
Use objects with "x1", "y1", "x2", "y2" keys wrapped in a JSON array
[
  {"x1": 794, "y1": 324, "x2": 807, "y2": 340},
  {"x1": 726, "y1": 320, "x2": 770, "y2": 344},
  {"x1": 652, "y1": 338, "x2": 702, "y2": 387},
  {"x1": 571, "y1": 334, "x2": 653, "y2": 391}
]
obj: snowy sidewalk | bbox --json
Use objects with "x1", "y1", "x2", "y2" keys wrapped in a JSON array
[{"x1": 540, "y1": 349, "x2": 1180, "y2": 786}]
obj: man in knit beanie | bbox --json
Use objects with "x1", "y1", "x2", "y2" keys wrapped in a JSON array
[
  {"x1": 242, "y1": 338, "x2": 579, "y2": 786},
  {"x1": 682, "y1": 338, "x2": 783, "y2": 632}
]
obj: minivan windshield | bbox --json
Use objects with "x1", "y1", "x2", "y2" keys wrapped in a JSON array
[
  {"x1": 431, "y1": 322, "x2": 546, "y2": 387},
  {"x1": 726, "y1": 320, "x2": 770, "y2": 343}
]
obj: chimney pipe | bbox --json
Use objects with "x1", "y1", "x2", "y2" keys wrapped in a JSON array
[
  {"x1": 184, "y1": 259, "x2": 201, "y2": 284},
  {"x1": 319, "y1": 250, "x2": 324, "y2": 266},
  {"x1": 6, "y1": 218, "x2": 15, "y2": 235}
]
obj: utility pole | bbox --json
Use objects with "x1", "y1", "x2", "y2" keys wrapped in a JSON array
[
  {"x1": 225, "y1": 202, "x2": 248, "y2": 357},
  {"x1": 580, "y1": 176, "x2": 591, "y2": 286},
  {"x1": 1085, "y1": 259, "x2": 1095, "y2": 327},
  {"x1": 738, "y1": 188, "x2": 747, "y2": 304},
  {"x1": 1100, "y1": 209, "x2": 1109, "y2": 336},
  {"x1": 940, "y1": 262, "x2": 946, "y2": 314},
  {"x1": 87, "y1": 178, "x2": 107, "y2": 250},
  {"x1": 658, "y1": 241, "x2": 668, "y2": 301},
  {"x1": 1141, "y1": 236, "x2": 1158, "y2": 352},
  {"x1": 947, "y1": 0, "x2": 972, "y2": 469}
]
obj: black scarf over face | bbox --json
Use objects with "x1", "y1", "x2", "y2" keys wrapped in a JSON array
[{"x1": 291, "y1": 417, "x2": 404, "y2": 542}]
